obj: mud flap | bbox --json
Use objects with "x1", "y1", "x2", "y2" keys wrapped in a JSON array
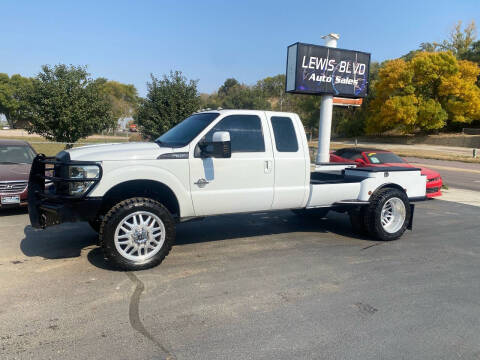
[{"x1": 407, "y1": 204, "x2": 415, "y2": 230}]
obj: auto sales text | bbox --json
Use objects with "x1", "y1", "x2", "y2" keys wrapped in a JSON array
[{"x1": 301, "y1": 55, "x2": 366, "y2": 85}]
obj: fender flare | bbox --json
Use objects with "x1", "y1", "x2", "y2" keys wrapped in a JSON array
[{"x1": 89, "y1": 164, "x2": 194, "y2": 218}]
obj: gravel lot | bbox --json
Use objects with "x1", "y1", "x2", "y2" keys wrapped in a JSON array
[{"x1": 1, "y1": 199, "x2": 480, "y2": 359}]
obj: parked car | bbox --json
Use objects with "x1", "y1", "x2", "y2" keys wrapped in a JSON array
[
  {"x1": 129, "y1": 124, "x2": 138, "y2": 132},
  {"x1": 0, "y1": 139, "x2": 37, "y2": 209},
  {"x1": 330, "y1": 148, "x2": 442, "y2": 198},
  {"x1": 28, "y1": 110, "x2": 426, "y2": 270}
]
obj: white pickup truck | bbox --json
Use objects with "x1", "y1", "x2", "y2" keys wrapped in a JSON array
[{"x1": 28, "y1": 110, "x2": 426, "y2": 270}]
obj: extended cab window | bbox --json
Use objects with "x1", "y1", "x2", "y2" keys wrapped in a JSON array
[
  {"x1": 270, "y1": 116, "x2": 298, "y2": 152},
  {"x1": 207, "y1": 115, "x2": 265, "y2": 153}
]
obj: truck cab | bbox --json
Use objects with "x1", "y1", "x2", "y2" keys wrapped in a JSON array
[{"x1": 28, "y1": 110, "x2": 426, "y2": 270}]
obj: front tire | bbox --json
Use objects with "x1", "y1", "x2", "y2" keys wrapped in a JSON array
[
  {"x1": 99, "y1": 197, "x2": 175, "y2": 270},
  {"x1": 364, "y1": 188, "x2": 411, "y2": 241}
]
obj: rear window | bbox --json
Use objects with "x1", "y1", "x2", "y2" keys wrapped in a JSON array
[{"x1": 270, "y1": 116, "x2": 298, "y2": 152}]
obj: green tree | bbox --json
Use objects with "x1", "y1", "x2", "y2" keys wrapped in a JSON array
[
  {"x1": 135, "y1": 71, "x2": 200, "y2": 140},
  {"x1": 463, "y1": 40, "x2": 480, "y2": 63},
  {"x1": 366, "y1": 52, "x2": 480, "y2": 134},
  {"x1": 0, "y1": 73, "x2": 34, "y2": 128},
  {"x1": 96, "y1": 79, "x2": 139, "y2": 119},
  {"x1": 25, "y1": 64, "x2": 115, "y2": 147},
  {"x1": 218, "y1": 78, "x2": 240, "y2": 97},
  {"x1": 333, "y1": 61, "x2": 380, "y2": 137},
  {"x1": 255, "y1": 74, "x2": 287, "y2": 111},
  {"x1": 402, "y1": 21, "x2": 477, "y2": 62},
  {"x1": 199, "y1": 92, "x2": 220, "y2": 110},
  {"x1": 255, "y1": 74, "x2": 285, "y2": 98},
  {"x1": 216, "y1": 78, "x2": 270, "y2": 110},
  {"x1": 462, "y1": 40, "x2": 480, "y2": 87}
]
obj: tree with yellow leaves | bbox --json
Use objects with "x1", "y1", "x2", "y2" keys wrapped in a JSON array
[{"x1": 367, "y1": 51, "x2": 480, "y2": 134}]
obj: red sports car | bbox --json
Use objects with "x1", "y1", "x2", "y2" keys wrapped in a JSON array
[{"x1": 330, "y1": 148, "x2": 442, "y2": 198}]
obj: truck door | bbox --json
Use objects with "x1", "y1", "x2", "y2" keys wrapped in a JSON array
[
  {"x1": 267, "y1": 113, "x2": 309, "y2": 209},
  {"x1": 189, "y1": 113, "x2": 274, "y2": 216}
]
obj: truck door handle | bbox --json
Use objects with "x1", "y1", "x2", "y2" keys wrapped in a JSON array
[
  {"x1": 264, "y1": 160, "x2": 272, "y2": 173},
  {"x1": 194, "y1": 178, "x2": 209, "y2": 188}
]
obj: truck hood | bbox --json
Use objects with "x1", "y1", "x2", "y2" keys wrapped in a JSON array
[
  {"x1": 0, "y1": 163, "x2": 31, "y2": 181},
  {"x1": 65, "y1": 142, "x2": 176, "y2": 161}
]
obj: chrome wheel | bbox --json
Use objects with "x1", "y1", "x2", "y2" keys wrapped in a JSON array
[
  {"x1": 380, "y1": 197, "x2": 406, "y2": 234},
  {"x1": 114, "y1": 211, "x2": 166, "y2": 262}
]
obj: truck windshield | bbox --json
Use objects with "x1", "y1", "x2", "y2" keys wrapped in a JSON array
[
  {"x1": 0, "y1": 145, "x2": 36, "y2": 164},
  {"x1": 155, "y1": 112, "x2": 220, "y2": 147}
]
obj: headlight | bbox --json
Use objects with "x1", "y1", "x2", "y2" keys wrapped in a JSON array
[
  {"x1": 68, "y1": 165, "x2": 100, "y2": 180},
  {"x1": 68, "y1": 165, "x2": 100, "y2": 196}
]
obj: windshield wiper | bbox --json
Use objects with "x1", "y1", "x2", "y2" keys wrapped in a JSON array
[{"x1": 156, "y1": 140, "x2": 184, "y2": 147}]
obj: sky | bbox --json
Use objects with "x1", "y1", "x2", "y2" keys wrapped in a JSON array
[{"x1": 1, "y1": 0, "x2": 479, "y2": 96}]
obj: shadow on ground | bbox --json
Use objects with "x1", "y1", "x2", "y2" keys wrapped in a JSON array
[
  {"x1": 20, "y1": 210, "x2": 366, "y2": 270},
  {"x1": 0, "y1": 207, "x2": 29, "y2": 217},
  {"x1": 175, "y1": 210, "x2": 363, "y2": 245},
  {"x1": 20, "y1": 222, "x2": 98, "y2": 260}
]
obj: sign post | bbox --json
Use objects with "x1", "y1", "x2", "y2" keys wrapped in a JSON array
[
  {"x1": 285, "y1": 36, "x2": 370, "y2": 164},
  {"x1": 316, "y1": 33, "x2": 338, "y2": 164}
]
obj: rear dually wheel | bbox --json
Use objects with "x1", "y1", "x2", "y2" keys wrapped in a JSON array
[{"x1": 364, "y1": 188, "x2": 411, "y2": 241}]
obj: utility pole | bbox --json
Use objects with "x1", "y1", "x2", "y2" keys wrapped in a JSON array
[{"x1": 315, "y1": 33, "x2": 339, "y2": 164}]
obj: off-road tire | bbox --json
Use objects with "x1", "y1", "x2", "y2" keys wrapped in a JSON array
[
  {"x1": 364, "y1": 188, "x2": 411, "y2": 241},
  {"x1": 348, "y1": 207, "x2": 368, "y2": 236},
  {"x1": 99, "y1": 197, "x2": 175, "y2": 271}
]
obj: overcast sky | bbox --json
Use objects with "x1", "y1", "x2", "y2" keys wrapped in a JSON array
[{"x1": 1, "y1": 0, "x2": 479, "y2": 96}]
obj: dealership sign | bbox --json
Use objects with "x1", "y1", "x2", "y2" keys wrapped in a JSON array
[{"x1": 286, "y1": 42, "x2": 370, "y2": 98}]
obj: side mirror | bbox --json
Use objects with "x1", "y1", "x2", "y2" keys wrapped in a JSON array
[
  {"x1": 199, "y1": 131, "x2": 231, "y2": 158},
  {"x1": 211, "y1": 131, "x2": 231, "y2": 158},
  {"x1": 354, "y1": 158, "x2": 366, "y2": 166}
]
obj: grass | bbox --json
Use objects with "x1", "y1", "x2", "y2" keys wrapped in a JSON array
[
  {"x1": 311, "y1": 142, "x2": 480, "y2": 164},
  {"x1": 2, "y1": 133, "x2": 480, "y2": 163},
  {"x1": 1, "y1": 136, "x2": 132, "y2": 156}
]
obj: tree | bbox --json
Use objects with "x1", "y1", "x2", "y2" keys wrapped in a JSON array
[
  {"x1": 199, "y1": 92, "x2": 220, "y2": 110},
  {"x1": 255, "y1": 74, "x2": 287, "y2": 111},
  {"x1": 218, "y1": 78, "x2": 240, "y2": 97},
  {"x1": 439, "y1": 20, "x2": 477, "y2": 58},
  {"x1": 0, "y1": 73, "x2": 34, "y2": 128},
  {"x1": 463, "y1": 40, "x2": 480, "y2": 87},
  {"x1": 135, "y1": 71, "x2": 200, "y2": 140},
  {"x1": 215, "y1": 78, "x2": 271, "y2": 110},
  {"x1": 366, "y1": 52, "x2": 480, "y2": 134},
  {"x1": 255, "y1": 74, "x2": 285, "y2": 98},
  {"x1": 96, "y1": 78, "x2": 139, "y2": 119},
  {"x1": 463, "y1": 40, "x2": 480, "y2": 63},
  {"x1": 401, "y1": 21, "x2": 477, "y2": 62},
  {"x1": 25, "y1": 64, "x2": 115, "y2": 146},
  {"x1": 220, "y1": 85, "x2": 271, "y2": 110},
  {"x1": 333, "y1": 61, "x2": 381, "y2": 137}
]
